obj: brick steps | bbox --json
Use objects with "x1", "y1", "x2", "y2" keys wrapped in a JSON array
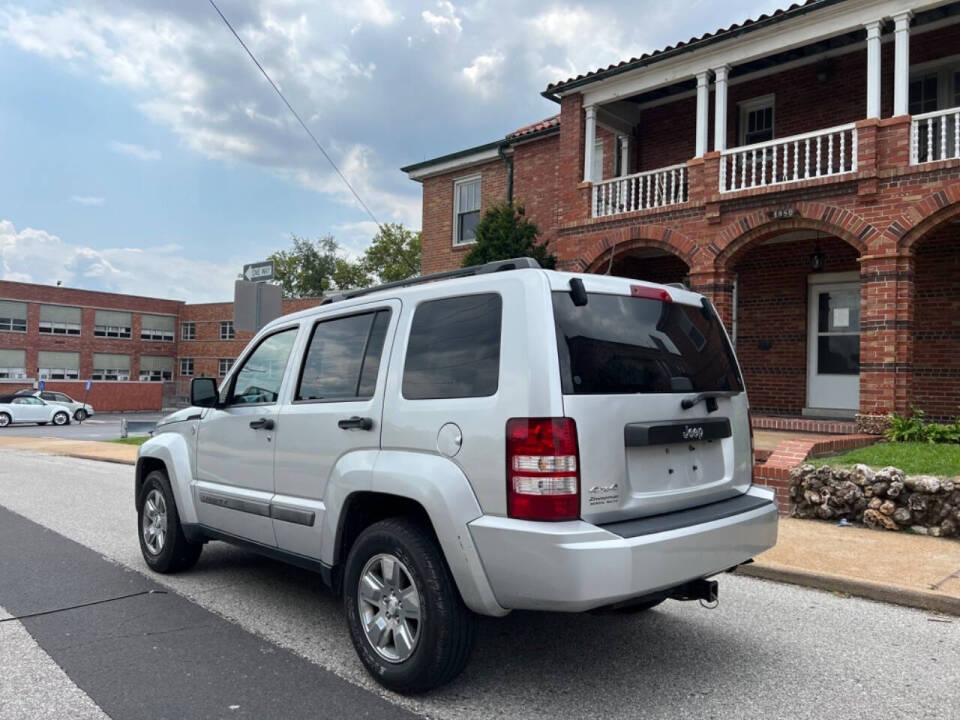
[{"x1": 751, "y1": 414, "x2": 857, "y2": 435}]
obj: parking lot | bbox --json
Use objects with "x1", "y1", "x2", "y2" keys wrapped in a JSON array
[
  {"x1": 0, "y1": 412, "x2": 165, "y2": 441},
  {"x1": 1, "y1": 449, "x2": 958, "y2": 720}
]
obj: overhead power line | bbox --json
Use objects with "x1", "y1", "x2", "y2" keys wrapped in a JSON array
[{"x1": 207, "y1": 0, "x2": 383, "y2": 230}]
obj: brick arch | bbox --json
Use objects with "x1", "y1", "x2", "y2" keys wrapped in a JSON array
[
  {"x1": 890, "y1": 181, "x2": 960, "y2": 253},
  {"x1": 581, "y1": 224, "x2": 699, "y2": 273},
  {"x1": 713, "y1": 203, "x2": 877, "y2": 271}
]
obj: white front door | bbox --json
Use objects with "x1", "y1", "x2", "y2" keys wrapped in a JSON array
[{"x1": 806, "y1": 275, "x2": 860, "y2": 411}]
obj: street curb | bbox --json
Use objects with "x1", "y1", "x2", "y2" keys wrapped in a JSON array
[
  {"x1": 737, "y1": 562, "x2": 960, "y2": 616},
  {"x1": 56, "y1": 452, "x2": 136, "y2": 466}
]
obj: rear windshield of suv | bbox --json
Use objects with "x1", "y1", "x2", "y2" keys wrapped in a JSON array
[{"x1": 552, "y1": 291, "x2": 743, "y2": 395}]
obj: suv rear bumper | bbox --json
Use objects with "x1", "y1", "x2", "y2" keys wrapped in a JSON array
[{"x1": 467, "y1": 486, "x2": 778, "y2": 612}]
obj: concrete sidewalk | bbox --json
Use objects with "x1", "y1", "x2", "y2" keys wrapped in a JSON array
[
  {"x1": 738, "y1": 516, "x2": 960, "y2": 615},
  {"x1": 0, "y1": 436, "x2": 138, "y2": 465},
  {"x1": 1, "y1": 437, "x2": 957, "y2": 615}
]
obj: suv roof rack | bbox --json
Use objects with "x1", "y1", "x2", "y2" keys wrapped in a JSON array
[{"x1": 323, "y1": 257, "x2": 542, "y2": 304}]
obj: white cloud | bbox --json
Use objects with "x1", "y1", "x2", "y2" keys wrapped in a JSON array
[
  {"x1": 69, "y1": 195, "x2": 104, "y2": 206},
  {"x1": 340, "y1": 0, "x2": 399, "y2": 27},
  {"x1": 461, "y1": 52, "x2": 505, "y2": 99},
  {"x1": 0, "y1": 220, "x2": 237, "y2": 303},
  {"x1": 109, "y1": 141, "x2": 161, "y2": 161},
  {"x1": 422, "y1": 1, "x2": 462, "y2": 36}
]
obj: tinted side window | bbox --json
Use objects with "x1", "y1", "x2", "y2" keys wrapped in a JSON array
[
  {"x1": 228, "y1": 328, "x2": 297, "y2": 405},
  {"x1": 296, "y1": 310, "x2": 391, "y2": 402},
  {"x1": 40, "y1": 392, "x2": 56, "y2": 401},
  {"x1": 403, "y1": 294, "x2": 501, "y2": 400}
]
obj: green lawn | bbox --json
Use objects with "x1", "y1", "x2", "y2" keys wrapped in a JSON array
[
  {"x1": 810, "y1": 441, "x2": 960, "y2": 476},
  {"x1": 111, "y1": 436, "x2": 150, "y2": 446}
]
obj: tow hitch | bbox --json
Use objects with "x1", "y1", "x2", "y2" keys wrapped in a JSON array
[{"x1": 670, "y1": 578, "x2": 719, "y2": 605}]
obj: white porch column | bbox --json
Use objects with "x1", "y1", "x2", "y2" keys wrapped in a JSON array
[
  {"x1": 695, "y1": 71, "x2": 710, "y2": 156},
  {"x1": 713, "y1": 65, "x2": 729, "y2": 152},
  {"x1": 583, "y1": 104, "x2": 597, "y2": 183},
  {"x1": 865, "y1": 21, "x2": 881, "y2": 118},
  {"x1": 893, "y1": 12, "x2": 912, "y2": 116},
  {"x1": 619, "y1": 135, "x2": 630, "y2": 176}
]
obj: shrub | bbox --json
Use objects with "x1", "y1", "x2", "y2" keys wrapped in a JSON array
[{"x1": 885, "y1": 408, "x2": 960, "y2": 444}]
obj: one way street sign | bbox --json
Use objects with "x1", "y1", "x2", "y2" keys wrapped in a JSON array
[{"x1": 243, "y1": 260, "x2": 275, "y2": 282}]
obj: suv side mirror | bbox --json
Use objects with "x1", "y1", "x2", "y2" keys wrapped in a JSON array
[{"x1": 191, "y1": 377, "x2": 220, "y2": 408}]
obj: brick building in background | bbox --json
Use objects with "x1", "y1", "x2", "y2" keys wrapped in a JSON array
[
  {"x1": 0, "y1": 280, "x2": 320, "y2": 412},
  {"x1": 403, "y1": 0, "x2": 960, "y2": 432}
]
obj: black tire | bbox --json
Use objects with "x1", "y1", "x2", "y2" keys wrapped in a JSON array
[
  {"x1": 344, "y1": 517, "x2": 477, "y2": 694},
  {"x1": 52, "y1": 411, "x2": 69, "y2": 426},
  {"x1": 137, "y1": 469, "x2": 203, "y2": 573},
  {"x1": 75, "y1": 409, "x2": 87, "y2": 421},
  {"x1": 0, "y1": 412, "x2": 10, "y2": 428}
]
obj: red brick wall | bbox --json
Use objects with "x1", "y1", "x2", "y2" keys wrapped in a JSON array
[
  {"x1": 733, "y1": 236, "x2": 859, "y2": 415},
  {"x1": 512, "y1": 133, "x2": 562, "y2": 260},
  {"x1": 419, "y1": 159, "x2": 508, "y2": 275},
  {"x1": 912, "y1": 224, "x2": 960, "y2": 421}
]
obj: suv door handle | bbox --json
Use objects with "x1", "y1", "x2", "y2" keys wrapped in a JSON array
[
  {"x1": 249, "y1": 417, "x2": 275, "y2": 430},
  {"x1": 338, "y1": 416, "x2": 373, "y2": 431}
]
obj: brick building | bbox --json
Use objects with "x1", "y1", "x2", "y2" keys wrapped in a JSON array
[
  {"x1": 403, "y1": 0, "x2": 960, "y2": 431},
  {"x1": 0, "y1": 280, "x2": 320, "y2": 411}
]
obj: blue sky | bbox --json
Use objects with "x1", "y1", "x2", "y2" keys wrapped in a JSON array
[{"x1": 0, "y1": 0, "x2": 779, "y2": 301}]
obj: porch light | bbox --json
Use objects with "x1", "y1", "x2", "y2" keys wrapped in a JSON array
[{"x1": 810, "y1": 231, "x2": 826, "y2": 271}]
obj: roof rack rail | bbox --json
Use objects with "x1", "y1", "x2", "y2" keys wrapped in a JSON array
[{"x1": 323, "y1": 257, "x2": 542, "y2": 304}]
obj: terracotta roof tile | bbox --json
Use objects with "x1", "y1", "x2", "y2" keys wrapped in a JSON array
[{"x1": 507, "y1": 114, "x2": 561, "y2": 139}]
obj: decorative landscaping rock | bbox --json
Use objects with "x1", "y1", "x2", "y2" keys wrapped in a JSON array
[
  {"x1": 855, "y1": 413, "x2": 892, "y2": 435},
  {"x1": 789, "y1": 464, "x2": 958, "y2": 539}
]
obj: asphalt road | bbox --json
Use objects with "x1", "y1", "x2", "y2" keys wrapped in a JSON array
[
  {"x1": 0, "y1": 412, "x2": 165, "y2": 441},
  {"x1": 1, "y1": 449, "x2": 958, "y2": 720}
]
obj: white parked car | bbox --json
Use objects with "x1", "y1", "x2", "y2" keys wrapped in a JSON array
[
  {"x1": 19, "y1": 390, "x2": 95, "y2": 421},
  {"x1": 136, "y1": 258, "x2": 777, "y2": 693},
  {"x1": 0, "y1": 394, "x2": 72, "y2": 427}
]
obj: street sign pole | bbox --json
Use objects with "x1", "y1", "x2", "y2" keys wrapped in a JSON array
[{"x1": 80, "y1": 379, "x2": 92, "y2": 424}]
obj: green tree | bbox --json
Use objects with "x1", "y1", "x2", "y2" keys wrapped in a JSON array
[
  {"x1": 269, "y1": 235, "x2": 370, "y2": 297},
  {"x1": 461, "y1": 203, "x2": 556, "y2": 269},
  {"x1": 361, "y1": 223, "x2": 421, "y2": 282}
]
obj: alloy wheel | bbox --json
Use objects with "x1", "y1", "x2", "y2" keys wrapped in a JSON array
[
  {"x1": 357, "y1": 553, "x2": 422, "y2": 663},
  {"x1": 141, "y1": 489, "x2": 168, "y2": 555}
]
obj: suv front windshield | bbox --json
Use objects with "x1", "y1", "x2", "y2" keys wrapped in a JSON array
[{"x1": 552, "y1": 291, "x2": 743, "y2": 395}]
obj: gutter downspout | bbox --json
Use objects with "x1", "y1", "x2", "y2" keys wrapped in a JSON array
[{"x1": 498, "y1": 142, "x2": 514, "y2": 203}]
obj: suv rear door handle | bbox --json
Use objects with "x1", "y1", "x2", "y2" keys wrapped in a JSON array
[
  {"x1": 249, "y1": 417, "x2": 275, "y2": 430},
  {"x1": 338, "y1": 416, "x2": 373, "y2": 431}
]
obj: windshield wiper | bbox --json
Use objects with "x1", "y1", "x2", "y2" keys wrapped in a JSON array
[{"x1": 681, "y1": 390, "x2": 739, "y2": 412}]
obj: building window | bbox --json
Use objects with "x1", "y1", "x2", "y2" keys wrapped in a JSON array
[
  {"x1": 180, "y1": 358, "x2": 194, "y2": 376},
  {"x1": 452, "y1": 175, "x2": 481, "y2": 246},
  {"x1": 38, "y1": 305, "x2": 82, "y2": 336},
  {"x1": 94, "y1": 310, "x2": 132, "y2": 339},
  {"x1": 219, "y1": 358, "x2": 234, "y2": 377},
  {"x1": 0, "y1": 301, "x2": 27, "y2": 333},
  {"x1": 0, "y1": 349, "x2": 27, "y2": 379},
  {"x1": 92, "y1": 353, "x2": 130, "y2": 381},
  {"x1": 37, "y1": 351, "x2": 80, "y2": 380},
  {"x1": 181, "y1": 322, "x2": 196, "y2": 341},
  {"x1": 739, "y1": 95, "x2": 775, "y2": 146},
  {"x1": 220, "y1": 321, "x2": 235, "y2": 340},
  {"x1": 140, "y1": 314, "x2": 175, "y2": 342},
  {"x1": 139, "y1": 356, "x2": 174, "y2": 382}
]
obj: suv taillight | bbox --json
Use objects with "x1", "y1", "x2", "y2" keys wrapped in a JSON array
[
  {"x1": 506, "y1": 418, "x2": 580, "y2": 521},
  {"x1": 748, "y1": 409, "x2": 756, "y2": 466}
]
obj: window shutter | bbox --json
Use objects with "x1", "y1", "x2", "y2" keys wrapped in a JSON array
[
  {"x1": 0, "y1": 301, "x2": 27, "y2": 320},
  {"x1": 39, "y1": 305, "x2": 82, "y2": 323},
  {"x1": 141, "y1": 314, "x2": 175, "y2": 332},
  {"x1": 95, "y1": 310, "x2": 132, "y2": 326},
  {"x1": 37, "y1": 351, "x2": 80, "y2": 370},
  {"x1": 93, "y1": 353, "x2": 131, "y2": 370},
  {"x1": 139, "y1": 356, "x2": 173, "y2": 372},
  {"x1": 0, "y1": 349, "x2": 26, "y2": 366}
]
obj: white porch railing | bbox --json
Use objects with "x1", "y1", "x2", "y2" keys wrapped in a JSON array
[
  {"x1": 592, "y1": 164, "x2": 687, "y2": 218},
  {"x1": 911, "y1": 106, "x2": 960, "y2": 164},
  {"x1": 719, "y1": 123, "x2": 857, "y2": 193}
]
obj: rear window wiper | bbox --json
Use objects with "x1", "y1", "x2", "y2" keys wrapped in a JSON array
[{"x1": 680, "y1": 390, "x2": 739, "y2": 412}]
